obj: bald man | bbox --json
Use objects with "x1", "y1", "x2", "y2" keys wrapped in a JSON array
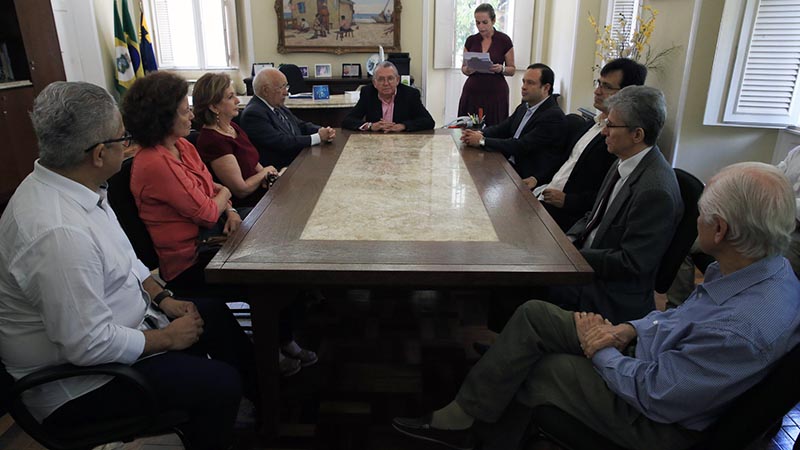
[{"x1": 240, "y1": 68, "x2": 336, "y2": 170}]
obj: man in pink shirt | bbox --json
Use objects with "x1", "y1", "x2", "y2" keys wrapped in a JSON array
[{"x1": 342, "y1": 61, "x2": 435, "y2": 132}]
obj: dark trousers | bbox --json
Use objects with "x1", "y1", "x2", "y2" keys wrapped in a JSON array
[{"x1": 44, "y1": 297, "x2": 257, "y2": 450}]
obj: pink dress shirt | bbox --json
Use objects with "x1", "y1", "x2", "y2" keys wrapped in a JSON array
[{"x1": 380, "y1": 92, "x2": 396, "y2": 122}]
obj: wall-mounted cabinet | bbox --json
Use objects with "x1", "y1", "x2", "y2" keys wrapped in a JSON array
[{"x1": 0, "y1": 0, "x2": 65, "y2": 207}]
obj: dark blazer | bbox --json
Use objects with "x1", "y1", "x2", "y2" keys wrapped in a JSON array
[
  {"x1": 482, "y1": 95, "x2": 566, "y2": 182},
  {"x1": 239, "y1": 96, "x2": 321, "y2": 170},
  {"x1": 553, "y1": 146, "x2": 683, "y2": 324},
  {"x1": 544, "y1": 122, "x2": 618, "y2": 231},
  {"x1": 342, "y1": 84, "x2": 435, "y2": 132}
]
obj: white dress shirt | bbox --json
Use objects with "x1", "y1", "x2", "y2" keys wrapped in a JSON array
[
  {"x1": 0, "y1": 161, "x2": 150, "y2": 421},
  {"x1": 534, "y1": 116, "x2": 604, "y2": 198},
  {"x1": 777, "y1": 144, "x2": 800, "y2": 222},
  {"x1": 584, "y1": 146, "x2": 653, "y2": 248},
  {"x1": 257, "y1": 94, "x2": 321, "y2": 145}
]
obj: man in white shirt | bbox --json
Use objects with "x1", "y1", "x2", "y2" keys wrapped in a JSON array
[
  {"x1": 240, "y1": 67, "x2": 336, "y2": 170},
  {"x1": 0, "y1": 82, "x2": 255, "y2": 450},
  {"x1": 524, "y1": 58, "x2": 648, "y2": 231}
]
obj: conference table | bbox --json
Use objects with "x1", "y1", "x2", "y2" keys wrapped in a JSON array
[{"x1": 205, "y1": 128, "x2": 593, "y2": 436}]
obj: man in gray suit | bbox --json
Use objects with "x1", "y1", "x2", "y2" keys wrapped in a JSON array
[{"x1": 551, "y1": 85, "x2": 682, "y2": 323}]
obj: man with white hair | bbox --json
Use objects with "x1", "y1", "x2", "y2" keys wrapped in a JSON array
[
  {"x1": 394, "y1": 162, "x2": 800, "y2": 450},
  {"x1": 240, "y1": 67, "x2": 336, "y2": 170}
]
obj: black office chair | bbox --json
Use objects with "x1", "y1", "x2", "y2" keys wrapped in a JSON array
[
  {"x1": 107, "y1": 157, "x2": 159, "y2": 270},
  {"x1": 279, "y1": 63, "x2": 308, "y2": 94},
  {"x1": 564, "y1": 113, "x2": 591, "y2": 148},
  {"x1": 527, "y1": 343, "x2": 800, "y2": 450},
  {"x1": 1, "y1": 360, "x2": 189, "y2": 450},
  {"x1": 654, "y1": 168, "x2": 705, "y2": 293}
]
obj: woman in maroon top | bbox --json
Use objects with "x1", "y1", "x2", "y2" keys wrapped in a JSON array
[
  {"x1": 192, "y1": 73, "x2": 278, "y2": 207},
  {"x1": 458, "y1": 3, "x2": 516, "y2": 127}
]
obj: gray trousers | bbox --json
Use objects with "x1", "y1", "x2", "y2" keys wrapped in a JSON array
[{"x1": 455, "y1": 300, "x2": 702, "y2": 450}]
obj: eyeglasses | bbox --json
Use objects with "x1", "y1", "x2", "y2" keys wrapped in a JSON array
[
  {"x1": 83, "y1": 131, "x2": 133, "y2": 152},
  {"x1": 602, "y1": 118, "x2": 635, "y2": 129},
  {"x1": 594, "y1": 79, "x2": 621, "y2": 93},
  {"x1": 375, "y1": 76, "x2": 396, "y2": 84},
  {"x1": 277, "y1": 83, "x2": 290, "y2": 91}
]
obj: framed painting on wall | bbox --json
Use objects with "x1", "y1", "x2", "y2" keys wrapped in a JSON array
[{"x1": 276, "y1": 0, "x2": 401, "y2": 54}]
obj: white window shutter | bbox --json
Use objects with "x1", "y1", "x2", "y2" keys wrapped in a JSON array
[
  {"x1": 433, "y1": 0, "x2": 457, "y2": 69},
  {"x1": 151, "y1": 0, "x2": 175, "y2": 67},
  {"x1": 606, "y1": 0, "x2": 640, "y2": 59},
  {"x1": 724, "y1": 0, "x2": 800, "y2": 127}
]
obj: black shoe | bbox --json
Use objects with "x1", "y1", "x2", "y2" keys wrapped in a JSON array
[
  {"x1": 472, "y1": 342, "x2": 491, "y2": 356},
  {"x1": 392, "y1": 414, "x2": 476, "y2": 450}
]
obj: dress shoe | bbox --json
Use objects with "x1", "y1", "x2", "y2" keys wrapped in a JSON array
[
  {"x1": 472, "y1": 342, "x2": 491, "y2": 356},
  {"x1": 279, "y1": 356, "x2": 301, "y2": 377},
  {"x1": 282, "y1": 348, "x2": 318, "y2": 367},
  {"x1": 392, "y1": 414, "x2": 475, "y2": 450}
]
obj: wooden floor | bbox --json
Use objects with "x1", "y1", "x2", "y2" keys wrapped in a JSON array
[{"x1": 1, "y1": 289, "x2": 798, "y2": 450}]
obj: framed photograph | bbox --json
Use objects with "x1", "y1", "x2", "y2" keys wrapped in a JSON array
[
  {"x1": 298, "y1": 65, "x2": 309, "y2": 78},
  {"x1": 276, "y1": 0, "x2": 402, "y2": 54},
  {"x1": 315, "y1": 64, "x2": 332, "y2": 78},
  {"x1": 252, "y1": 62, "x2": 274, "y2": 76},
  {"x1": 342, "y1": 63, "x2": 362, "y2": 78},
  {"x1": 313, "y1": 85, "x2": 330, "y2": 100}
]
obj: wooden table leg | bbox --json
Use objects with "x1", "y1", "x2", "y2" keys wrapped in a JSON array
[{"x1": 248, "y1": 287, "x2": 280, "y2": 438}]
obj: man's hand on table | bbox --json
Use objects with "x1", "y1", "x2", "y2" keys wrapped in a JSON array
[
  {"x1": 461, "y1": 129, "x2": 484, "y2": 147},
  {"x1": 319, "y1": 126, "x2": 336, "y2": 142}
]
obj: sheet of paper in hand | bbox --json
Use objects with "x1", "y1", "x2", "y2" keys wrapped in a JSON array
[{"x1": 464, "y1": 52, "x2": 493, "y2": 73}]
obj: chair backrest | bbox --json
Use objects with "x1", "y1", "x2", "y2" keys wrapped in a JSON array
[
  {"x1": 694, "y1": 343, "x2": 800, "y2": 450},
  {"x1": 279, "y1": 64, "x2": 308, "y2": 94},
  {"x1": 563, "y1": 113, "x2": 591, "y2": 152},
  {"x1": 654, "y1": 168, "x2": 704, "y2": 293},
  {"x1": 0, "y1": 360, "x2": 14, "y2": 418},
  {"x1": 106, "y1": 157, "x2": 160, "y2": 270}
]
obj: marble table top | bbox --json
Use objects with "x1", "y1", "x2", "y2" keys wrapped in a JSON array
[{"x1": 300, "y1": 134, "x2": 499, "y2": 241}]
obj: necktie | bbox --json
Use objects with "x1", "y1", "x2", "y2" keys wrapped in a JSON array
[
  {"x1": 577, "y1": 167, "x2": 622, "y2": 247},
  {"x1": 276, "y1": 108, "x2": 297, "y2": 135}
]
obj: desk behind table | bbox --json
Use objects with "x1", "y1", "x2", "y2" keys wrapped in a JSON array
[{"x1": 237, "y1": 95, "x2": 357, "y2": 128}]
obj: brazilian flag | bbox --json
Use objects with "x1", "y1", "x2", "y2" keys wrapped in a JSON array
[
  {"x1": 114, "y1": 0, "x2": 135, "y2": 95},
  {"x1": 121, "y1": 0, "x2": 143, "y2": 79}
]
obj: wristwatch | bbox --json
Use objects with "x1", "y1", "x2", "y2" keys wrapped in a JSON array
[
  {"x1": 479, "y1": 137, "x2": 486, "y2": 147},
  {"x1": 227, "y1": 207, "x2": 238, "y2": 215},
  {"x1": 152, "y1": 289, "x2": 174, "y2": 307}
]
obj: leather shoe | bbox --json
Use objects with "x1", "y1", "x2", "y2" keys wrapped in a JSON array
[
  {"x1": 472, "y1": 342, "x2": 491, "y2": 356},
  {"x1": 283, "y1": 348, "x2": 318, "y2": 367},
  {"x1": 392, "y1": 414, "x2": 475, "y2": 450},
  {"x1": 279, "y1": 356, "x2": 301, "y2": 377}
]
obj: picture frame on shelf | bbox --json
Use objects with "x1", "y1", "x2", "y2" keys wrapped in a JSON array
[
  {"x1": 315, "y1": 64, "x2": 332, "y2": 78},
  {"x1": 252, "y1": 62, "x2": 274, "y2": 76},
  {"x1": 298, "y1": 65, "x2": 309, "y2": 78},
  {"x1": 276, "y1": 0, "x2": 402, "y2": 54},
  {"x1": 342, "y1": 63, "x2": 361, "y2": 78}
]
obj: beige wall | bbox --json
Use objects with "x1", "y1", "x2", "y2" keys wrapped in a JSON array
[
  {"x1": 246, "y1": 0, "x2": 424, "y2": 86},
  {"x1": 667, "y1": 0, "x2": 777, "y2": 181}
]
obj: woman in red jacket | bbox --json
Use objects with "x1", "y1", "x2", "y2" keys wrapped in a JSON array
[{"x1": 122, "y1": 72, "x2": 315, "y2": 376}]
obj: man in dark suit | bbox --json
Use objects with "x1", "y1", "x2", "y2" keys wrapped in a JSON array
[
  {"x1": 342, "y1": 61, "x2": 435, "y2": 132},
  {"x1": 526, "y1": 58, "x2": 648, "y2": 231},
  {"x1": 551, "y1": 85, "x2": 683, "y2": 324},
  {"x1": 462, "y1": 63, "x2": 566, "y2": 183},
  {"x1": 240, "y1": 68, "x2": 336, "y2": 170}
]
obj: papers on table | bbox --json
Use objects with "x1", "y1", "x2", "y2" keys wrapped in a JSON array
[{"x1": 463, "y1": 52, "x2": 493, "y2": 73}]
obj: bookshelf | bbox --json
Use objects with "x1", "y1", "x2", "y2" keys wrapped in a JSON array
[{"x1": 0, "y1": 0, "x2": 65, "y2": 209}]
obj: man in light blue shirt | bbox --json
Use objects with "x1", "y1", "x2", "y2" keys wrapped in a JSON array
[{"x1": 393, "y1": 162, "x2": 800, "y2": 450}]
